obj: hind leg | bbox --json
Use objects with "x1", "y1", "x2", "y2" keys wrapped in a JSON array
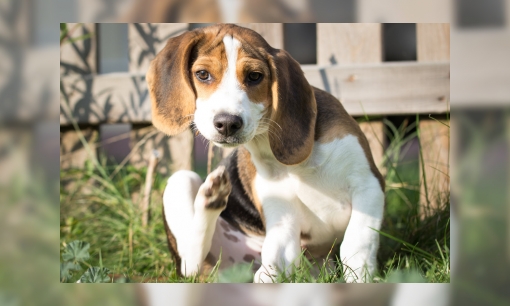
[{"x1": 163, "y1": 166, "x2": 231, "y2": 276}]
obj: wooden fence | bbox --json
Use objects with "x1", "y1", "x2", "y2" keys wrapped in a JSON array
[{"x1": 60, "y1": 23, "x2": 450, "y2": 208}]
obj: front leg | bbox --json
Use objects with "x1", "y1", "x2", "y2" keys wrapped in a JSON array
[
  {"x1": 254, "y1": 199, "x2": 301, "y2": 283},
  {"x1": 340, "y1": 183, "x2": 384, "y2": 283},
  {"x1": 181, "y1": 166, "x2": 231, "y2": 276}
]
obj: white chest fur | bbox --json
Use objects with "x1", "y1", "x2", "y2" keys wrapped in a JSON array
[{"x1": 245, "y1": 134, "x2": 379, "y2": 252}]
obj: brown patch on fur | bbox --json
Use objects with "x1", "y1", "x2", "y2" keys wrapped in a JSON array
[
  {"x1": 190, "y1": 40, "x2": 226, "y2": 100},
  {"x1": 236, "y1": 147, "x2": 265, "y2": 230},
  {"x1": 219, "y1": 149, "x2": 265, "y2": 236},
  {"x1": 207, "y1": 252, "x2": 217, "y2": 264},
  {"x1": 162, "y1": 205, "x2": 182, "y2": 277},
  {"x1": 200, "y1": 252, "x2": 218, "y2": 280},
  {"x1": 191, "y1": 25, "x2": 273, "y2": 112},
  {"x1": 313, "y1": 87, "x2": 385, "y2": 190},
  {"x1": 147, "y1": 25, "x2": 233, "y2": 136},
  {"x1": 225, "y1": 219, "x2": 241, "y2": 232},
  {"x1": 266, "y1": 48, "x2": 317, "y2": 165},
  {"x1": 147, "y1": 30, "x2": 205, "y2": 136},
  {"x1": 243, "y1": 254, "x2": 256, "y2": 263},
  {"x1": 235, "y1": 54, "x2": 272, "y2": 105},
  {"x1": 224, "y1": 232, "x2": 240, "y2": 243},
  {"x1": 300, "y1": 232, "x2": 311, "y2": 240},
  {"x1": 219, "y1": 219, "x2": 231, "y2": 232}
]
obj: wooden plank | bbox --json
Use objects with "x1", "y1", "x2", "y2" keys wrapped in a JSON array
[
  {"x1": 237, "y1": 23, "x2": 284, "y2": 49},
  {"x1": 128, "y1": 23, "x2": 189, "y2": 73},
  {"x1": 417, "y1": 23, "x2": 450, "y2": 62},
  {"x1": 22, "y1": 43, "x2": 61, "y2": 121},
  {"x1": 418, "y1": 119, "x2": 450, "y2": 213},
  {"x1": 302, "y1": 62, "x2": 450, "y2": 116},
  {"x1": 451, "y1": 6, "x2": 509, "y2": 106},
  {"x1": 130, "y1": 127, "x2": 193, "y2": 177},
  {"x1": 168, "y1": 129, "x2": 194, "y2": 172},
  {"x1": 60, "y1": 73, "x2": 151, "y2": 125},
  {"x1": 317, "y1": 23, "x2": 384, "y2": 175},
  {"x1": 60, "y1": 128, "x2": 99, "y2": 169},
  {"x1": 60, "y1": 62, "x2": 450, "y2": 125},
  {"x1": 357, "y1": 0, "x2": 452, "y2": 23},
  {"x1": 60, "y1": 23, "x2": 98, "y2": 75},
  {"x1": 317, "y1": 24, "x2": 382, "y2": 65},
  {"x1": 60, "y1": 126, "x2": 193, "y2": 176},
  {"x1": 417, "y1": 23, "x2": 450, "y2": 214},
  {"x1": 359, "y1": 121, "x2": 385, "y2": 175},
  {"x1": 451, "y1": 30, "x2": 510, "y2": 106}
]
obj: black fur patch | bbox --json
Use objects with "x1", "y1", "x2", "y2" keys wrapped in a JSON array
[{"x1": 219, "y1": 150, "x2": 265, "y2": 235}]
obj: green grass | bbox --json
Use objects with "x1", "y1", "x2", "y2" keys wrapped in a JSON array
[{"x1": 59, "y1": 118, "x2": 450, "y2": 283}]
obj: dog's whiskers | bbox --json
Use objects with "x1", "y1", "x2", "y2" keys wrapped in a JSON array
[
  {"x1": 259, "y1": 118, "x2": 283, "y2": 131},
  {"x1": 203, "y1": 140, "x2": 211, "y2": 155},
  {"x1": 256, "y1": 122, "x2": 283, "y2": 145}
]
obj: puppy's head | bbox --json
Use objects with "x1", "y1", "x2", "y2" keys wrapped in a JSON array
[{"x1": 148, "y1": 24, "x2": 316, "y2": 165}]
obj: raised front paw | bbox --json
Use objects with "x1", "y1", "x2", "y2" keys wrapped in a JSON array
[{"x1": 198, "y1": 165, "x2": 231, "y2": 210}]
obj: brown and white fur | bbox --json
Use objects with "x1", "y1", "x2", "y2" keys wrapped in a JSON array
[{"x1": 147, "y1": 24, "x2": 385, "y2": 283}]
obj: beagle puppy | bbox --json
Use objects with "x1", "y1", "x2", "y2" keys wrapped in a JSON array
[{"x1": 147, "y1": 24, "x2": 385, "y2": 283}]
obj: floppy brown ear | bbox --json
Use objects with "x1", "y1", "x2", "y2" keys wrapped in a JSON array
[
  {"x1": 268, "y1": 49, "x2": 317, "y2": 165},
  {"x1": 147, "y1": 30, "x2": 203, "y2": 136}
]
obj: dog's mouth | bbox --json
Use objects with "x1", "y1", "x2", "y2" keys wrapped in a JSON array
[
  {"x1": 212, "y1": 136, "x2": 245, "y2": 147},
  {"x1": 192, "y1": 122, "x2": 254, "y2": 147}
]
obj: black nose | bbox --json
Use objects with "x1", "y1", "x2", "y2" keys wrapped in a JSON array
[{"x1": 213, "y1": 114, "x2": 243, "y2": 136}]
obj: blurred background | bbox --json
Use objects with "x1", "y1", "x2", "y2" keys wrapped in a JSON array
[{"x1": 1, "y1": 0, "x2": 509, "y2": 305}]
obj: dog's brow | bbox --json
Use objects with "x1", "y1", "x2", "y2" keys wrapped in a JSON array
[
  {"x1": 239, "y1": 42, "x2": 265, "y2": 60},
  {"x1": 203, "y1": 38, "x2": 225, "y2": 55}
]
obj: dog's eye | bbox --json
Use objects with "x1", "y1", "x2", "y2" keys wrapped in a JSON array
[
  {"x1": 196, "y1": 70, "x2": 210, "y2": 81},
  {"x1": 247, "y1": 72, "x2": 262, "y2": 83}
]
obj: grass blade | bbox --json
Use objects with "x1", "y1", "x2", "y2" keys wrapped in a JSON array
[{"x1": 370, "y1": 228, "x2": 434, "y2": 260}]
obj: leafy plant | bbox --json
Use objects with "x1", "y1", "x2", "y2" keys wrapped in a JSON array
[
  {"x1": 60, "y1": 240, "x2": 112, "y2": 283},
  {"x1": 60, "y1": 261, "x2": 81, "y2": 283},
  {"x1": 62, "y1": 240, "x2": 90, "y2": 263},
  {"x1": 79, "y1": 267, "x2": 112, "y2": 283}
]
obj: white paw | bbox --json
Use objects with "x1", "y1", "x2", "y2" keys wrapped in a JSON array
[
  {"x1": 343, "y1": 273, "x2": 361, "y2": 283},
  {"x1": 197, "y1": 166, "x2": 231, "y2": 210},
  {"x1": 342, "y1": 265, "x2": 371, "y2": 283}
]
